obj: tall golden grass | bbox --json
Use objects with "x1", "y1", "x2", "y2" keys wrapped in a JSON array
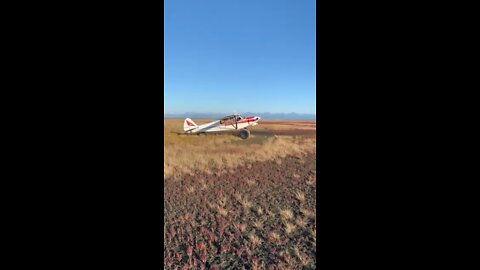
[{"x1": 164, "y1": 119, "x2": 316, "y2": 178}]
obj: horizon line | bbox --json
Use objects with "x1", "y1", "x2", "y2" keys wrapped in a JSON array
[{"x1": 164, "y1": 112, "x2": 316, "y2": 115}]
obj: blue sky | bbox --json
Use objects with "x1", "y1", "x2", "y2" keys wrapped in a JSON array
[{"x1": 164, "y1": 0, "x2": 316, "y2": 114}]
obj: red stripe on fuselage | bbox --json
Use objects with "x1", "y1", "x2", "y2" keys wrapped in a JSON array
[{"x1": 223, "y1": 118, "x2": 257, "y2": 126}]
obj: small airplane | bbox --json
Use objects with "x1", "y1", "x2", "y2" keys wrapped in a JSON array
[{"x1": 183, "y1": 114, "x2": 261, "y2": 139}]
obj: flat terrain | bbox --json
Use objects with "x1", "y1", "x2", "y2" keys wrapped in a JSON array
[{"x1": 164, "y1": 119, "x2": 316, "y2": 269}]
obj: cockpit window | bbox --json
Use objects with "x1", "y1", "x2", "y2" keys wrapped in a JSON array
[{"x1": 220, "y1": 115, "x2": 244, "y2": 122}]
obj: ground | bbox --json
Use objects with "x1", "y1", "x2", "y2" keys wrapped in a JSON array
[{"x1": 164, "y1": 119, "x2": 317, "y2": 269}]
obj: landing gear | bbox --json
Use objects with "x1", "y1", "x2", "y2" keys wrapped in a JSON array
[{"x1": 239, "y1": 129, "x2": 250, "y2": 140}]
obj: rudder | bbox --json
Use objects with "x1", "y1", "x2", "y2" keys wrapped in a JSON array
[{"x1": 183, "y1": 118, "x2": 197, "y2": 132}]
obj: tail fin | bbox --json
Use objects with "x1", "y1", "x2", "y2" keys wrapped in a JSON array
[{"x1": 183, "y1": 118, "x2": 198, "y2": 132}]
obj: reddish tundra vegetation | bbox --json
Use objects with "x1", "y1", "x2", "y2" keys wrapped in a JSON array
[{"x1": 164, "y1": 120, "x2": 317, "y2": 269}]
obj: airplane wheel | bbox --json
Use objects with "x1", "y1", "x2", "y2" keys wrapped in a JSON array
[{"x1": 239, "y1": 129, "x2": 250, "y2": 140}]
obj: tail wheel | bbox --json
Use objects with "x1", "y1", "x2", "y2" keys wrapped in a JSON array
[{"x1": 239, "y1": 129, "x2": 250, "y2": 139}]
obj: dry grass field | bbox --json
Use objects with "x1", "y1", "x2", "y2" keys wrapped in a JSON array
[
  {"x1": 164, "y1": 119, "x2": 316, "y2": 179},
  {"x1": 164, "y1": 119, "x2": 316, "y2": 269}
]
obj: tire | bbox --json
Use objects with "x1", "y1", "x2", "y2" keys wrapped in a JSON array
[{"x1": 239, "y1": 129, "x2": 250, "y2": 139}]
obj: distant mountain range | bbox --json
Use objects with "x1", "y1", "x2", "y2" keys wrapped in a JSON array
[{"x1": 164, "y1": 112, "x2": 316, "y2": 120}]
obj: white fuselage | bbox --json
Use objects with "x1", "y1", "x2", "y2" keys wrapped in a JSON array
[{"x1": 185, "y1": 117, "x2": 260, "y2": 133}]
